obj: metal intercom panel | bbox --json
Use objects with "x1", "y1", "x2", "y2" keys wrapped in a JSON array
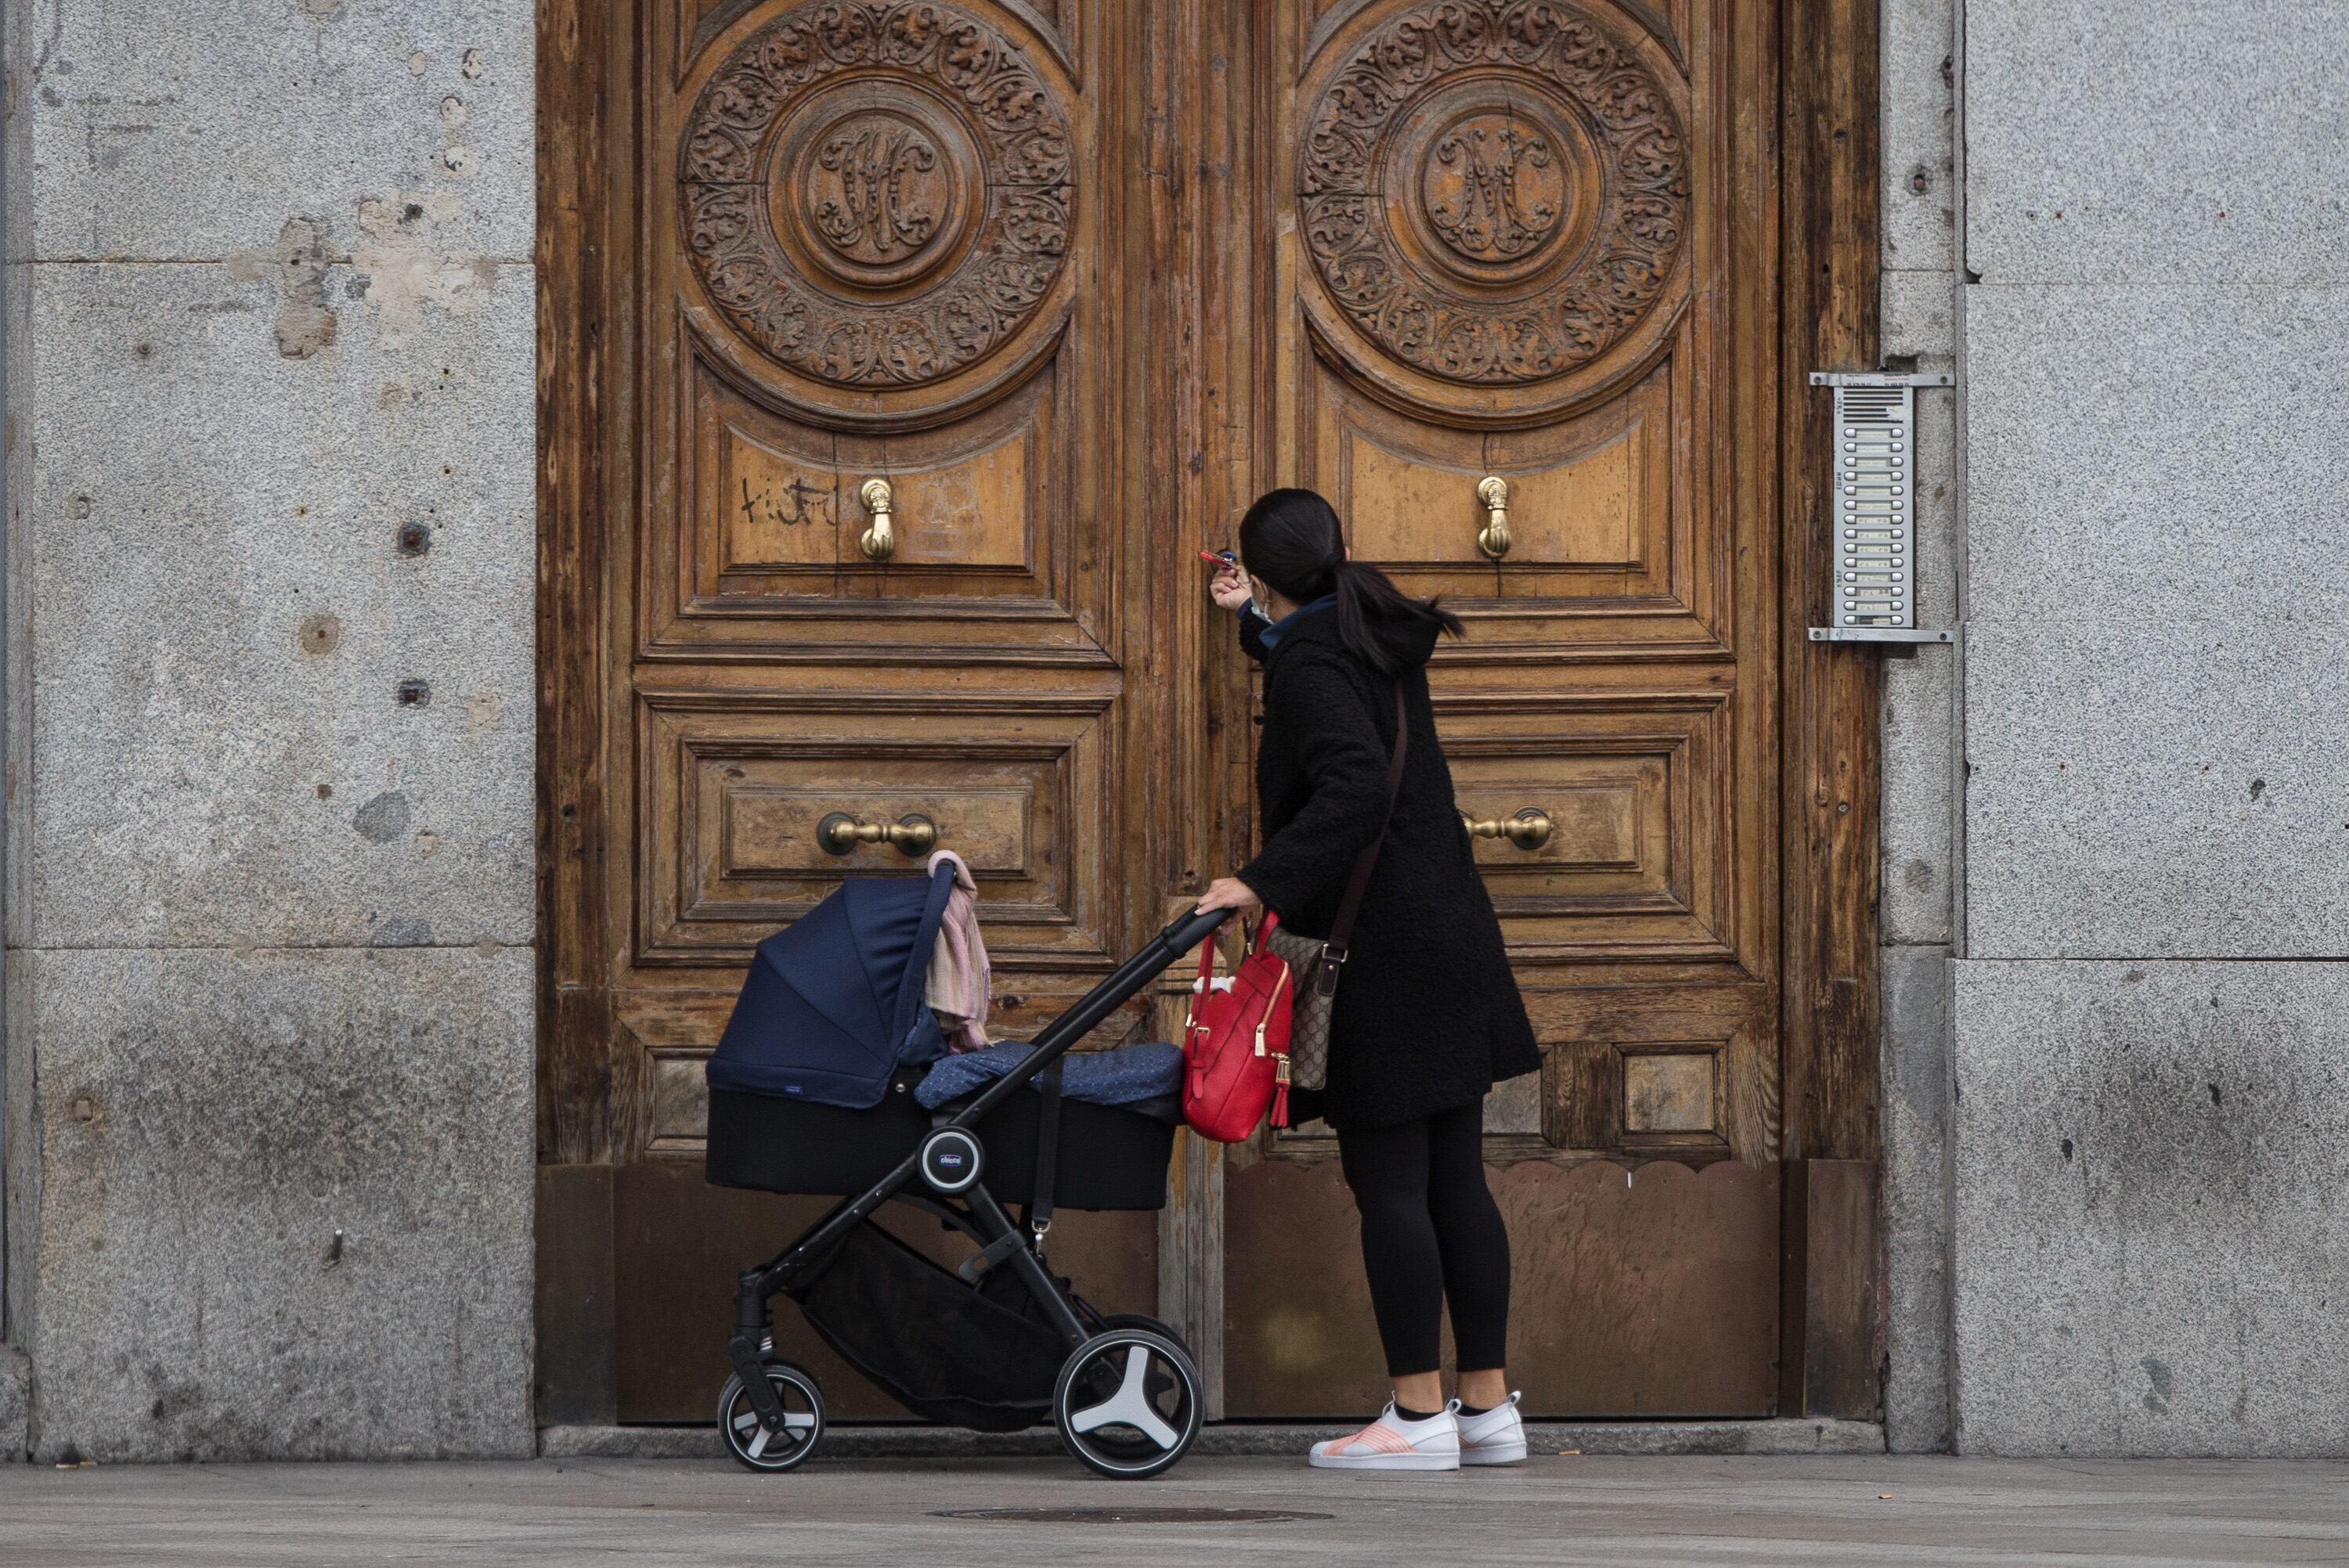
[{"x1": 1808, "y1": 371, "x2": 1954, "y2": 645}]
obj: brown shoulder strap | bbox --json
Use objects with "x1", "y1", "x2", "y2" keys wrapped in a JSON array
[{"x1": 1314, "y1": 683, "x2": 1409, "y2": 999}]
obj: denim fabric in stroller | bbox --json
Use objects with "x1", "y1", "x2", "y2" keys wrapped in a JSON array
[{"x1": 915, "y1": 1040, "x2": 1183, "y2": 1119}]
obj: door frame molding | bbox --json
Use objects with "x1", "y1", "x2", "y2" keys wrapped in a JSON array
[
  {"x1": 536, "y1": 0, "x2": 618, "y2": 1170},
  {"x1": 533, "y1": 0, "x2": 1885, "y2": 1418},
  {"x1": 1774, "y1": 0, "x2": 1885, "y2": 1417}
]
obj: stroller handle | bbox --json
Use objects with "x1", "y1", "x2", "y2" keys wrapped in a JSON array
[
  {"x1": 946, "y1": 905, "x2": 1232, "y2": 1129},
  {"x1": 1157, "y1": 905, "x2": 1234, "y2": 957}
]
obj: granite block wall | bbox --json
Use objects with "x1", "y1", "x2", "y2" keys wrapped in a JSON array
[
  {"x1": 3, "y1": 0, "x2": 538, "y2": 1460},
  {"x1": 1952, "y1": 963, "x2": 2349, "y2": 1455},
  {"x1": 1950, "y1": 0, "x2": 2349, "y2": 1455}
]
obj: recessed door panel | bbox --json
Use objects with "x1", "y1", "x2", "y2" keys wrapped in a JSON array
[
  {"x1": 1315, "y1": 351, "x2": 1699, "y2": 629},
  {"x1": 634, "y1": 691, "x2": 1115, "y2": 966},
  {"x1": 701, "y1": 369, "x2": 1052, "y2": 582},
  {"x1": 1439, "y1": 697, "x2": 1736, "y2": 960}
]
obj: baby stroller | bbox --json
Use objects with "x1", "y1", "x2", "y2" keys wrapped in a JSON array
[{"x1": 702, "y1": 859, "x2": 1229, "y2": 1478}]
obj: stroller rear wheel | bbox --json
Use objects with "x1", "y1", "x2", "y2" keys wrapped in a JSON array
[
  {"x1": 1052, "y1": 1328, "x2": 1202, "y2": 1479},
  {"x1": 717, "y1": 1362, "x2": 824, "y2": 1472}
]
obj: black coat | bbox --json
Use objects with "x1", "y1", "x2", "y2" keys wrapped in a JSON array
[{"x1": 1236, "y1": 604, "x2": 1539, "y2": 1130}]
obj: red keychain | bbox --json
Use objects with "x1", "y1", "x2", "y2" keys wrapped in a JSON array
[{"x1": 1179, "y1": 914, "x2": 1294, "y2": 1141}]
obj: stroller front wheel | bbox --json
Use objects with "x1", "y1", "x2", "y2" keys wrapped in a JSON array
[
  {"x1": 717, "y1": 1362, "x2": 824, "y2": 1472},
  {"x1": 1053, "y1": 1328, "x2": 1203, "y2": 1480}
]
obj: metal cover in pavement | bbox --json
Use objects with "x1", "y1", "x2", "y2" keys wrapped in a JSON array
[{"x1": 933, "y1": 1508, "x2": 1333, "y2": 1524}]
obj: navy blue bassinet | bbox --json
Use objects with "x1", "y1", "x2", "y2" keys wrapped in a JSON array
[{"x1": 705, "y1": 865, "x2": 1173, "y2": 1211}]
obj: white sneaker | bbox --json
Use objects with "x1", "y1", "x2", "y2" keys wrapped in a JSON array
[
  {"x1": 1456, "y1": 1390, "x2": 1528, "y2": 1465},
  {"x1": 1307, "y1": 1400, "x2": 1460, "y2": 1471}
]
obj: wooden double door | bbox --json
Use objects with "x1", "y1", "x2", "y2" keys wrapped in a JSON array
[{"x1": 543, "y1": 0, "x2": 1845, "y2": 1422}]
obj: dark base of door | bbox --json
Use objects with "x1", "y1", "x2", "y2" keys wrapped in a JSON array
[
  {"x1": 536, "y1": 1158, "x2": 1882, "y2": 1426},
  {"x1": 1781, "y1": 1158, "x2": 1883, "y2": 1421},
  {"x1": 541, "y1": 1160, "x2": 1161, "y2": 1426},
  {"x1": 1225, "y1": 1156, "x2": 1784, "y2": 1418},
  {"x1": 536, "y1": 1164, "x2": 617, "y2": 1427}
]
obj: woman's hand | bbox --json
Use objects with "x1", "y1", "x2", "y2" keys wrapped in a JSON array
[
  {"x1": 1210, "y1": 563, "x2": 1252, "y2": 612},
  {"x1": 1193, "y1": 876, "x2": 1263, "y2": 917}
]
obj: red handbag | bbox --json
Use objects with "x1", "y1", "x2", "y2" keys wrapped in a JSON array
[{"x1": 1180, "y1": 914, "x2": 1295, "y2": 1141}]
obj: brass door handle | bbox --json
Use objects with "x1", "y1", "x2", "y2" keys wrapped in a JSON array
[
  {"x1": 818, "y1": 812, "x2": 936, "y2": 856},
  {"x1": 858, "y1": 478, "x2": 896, "y2": 561},
  {"x1": 1476, "y1": 474, "x2": 1510, "y2": 560},
  {"x1": 1460, "y1": 807, "x2": 1551, "y2": 850}
]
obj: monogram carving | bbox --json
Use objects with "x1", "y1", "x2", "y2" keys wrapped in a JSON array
[
  {"x1": 1299, "y1": 0, "x2": 1689, "y2": 385},
  {"x1": 1427, "y1": 117, "x2": 1561, "y2": 261},
  {"x1": 813, "y1": 122, "x2": 943, "y2": 261},
  {"x1": 680, "y1": 2, "x2": 1074, "y2": 388}
]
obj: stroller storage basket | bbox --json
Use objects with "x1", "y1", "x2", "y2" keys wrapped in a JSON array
[
  {"x1": 706, "y1": 1076, "x2": 1174, "y2": 1210},
  {"x1": 790, "y1": 1220, "x2": 1066, "y2": 1431}
]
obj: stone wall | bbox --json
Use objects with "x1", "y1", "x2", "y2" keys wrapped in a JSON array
[
  {"x1": 1949, "y1": 0, "x2": 2349, "y2": 1455},
  {"x1": 3, "y1": 0, "x2": 537, "y2": 1460},
  {"x1": 1877, "y1": 0, "x2": 1959, "y2": 1455}
]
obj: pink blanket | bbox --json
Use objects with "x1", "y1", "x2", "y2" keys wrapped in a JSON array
[{"x1": 924, "y1": 849, "x2": 992, "y2": 1053}]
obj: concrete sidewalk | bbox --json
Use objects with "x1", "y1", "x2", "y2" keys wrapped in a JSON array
[{"x1": 5, "y1": 1454, "x2": 2347, "y2": 1566}]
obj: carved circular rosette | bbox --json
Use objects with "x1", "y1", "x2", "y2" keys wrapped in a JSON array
[
  {"x1": 679, "y1": 2, "x2": 1074, "y2": 396},
  {"x1": 1297, "y1": 0, "x2": 1690, "y2": 395}
]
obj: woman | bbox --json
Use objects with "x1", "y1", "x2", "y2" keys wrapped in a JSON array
[{"x1": 1196, "y1": 488, "x2": 1541, "y2": 1472}]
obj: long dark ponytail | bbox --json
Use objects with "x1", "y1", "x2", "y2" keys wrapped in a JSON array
[{"x1": 1237, "y1": 488, "x2": 1461, "y2": 674}]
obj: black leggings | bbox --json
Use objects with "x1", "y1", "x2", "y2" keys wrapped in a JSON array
[{"x1": 1335, "y1": 1101, "x2": 1512, "y2": 1379}]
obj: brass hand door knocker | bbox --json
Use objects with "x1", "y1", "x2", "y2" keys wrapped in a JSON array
[
  {"x1": 859, "y1": 478, "x2": 897, "y2": 561},
  {"x1": 1475, "y1": 474, "x2": 1511, "y2": 560}
]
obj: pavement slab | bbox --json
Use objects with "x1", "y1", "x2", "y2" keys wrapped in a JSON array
[{"x1": 4, "y1": 1454, "x2": 2347, "y2": 1566}]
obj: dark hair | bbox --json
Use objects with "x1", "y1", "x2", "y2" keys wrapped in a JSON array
[{"x1": 1238, "y1": 488, "x2": 1463, "y2": 674}]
